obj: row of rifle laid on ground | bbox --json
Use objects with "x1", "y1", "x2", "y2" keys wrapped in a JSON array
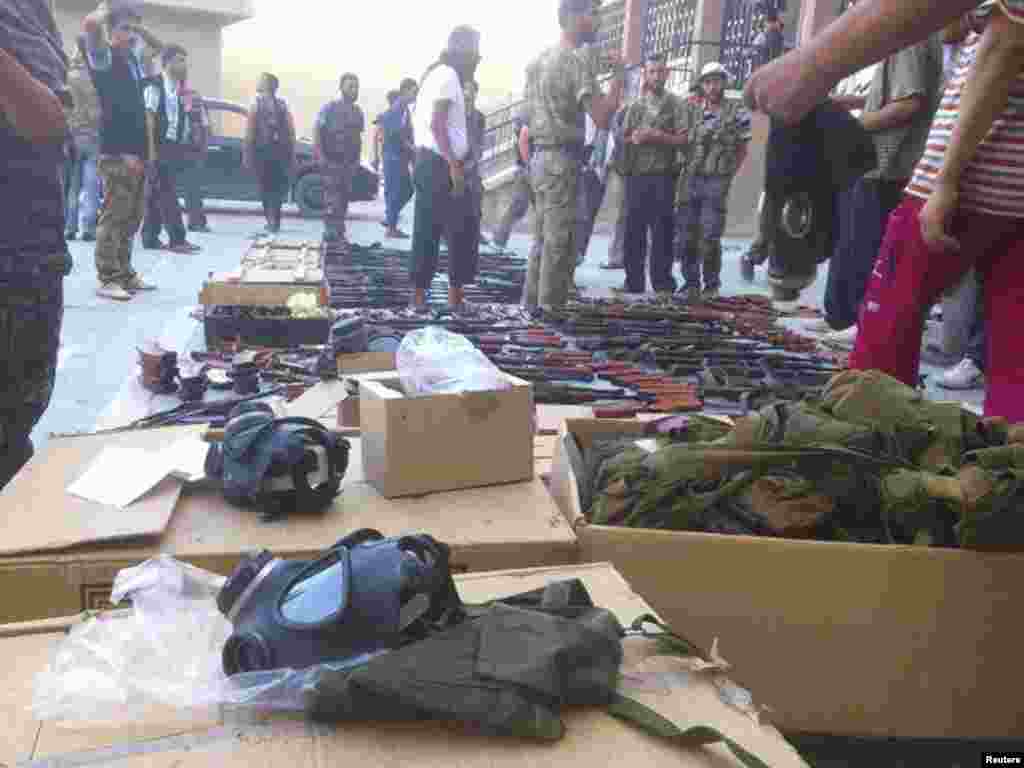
[{"x1": 322, "y1": 241, "x2": 531, "y2": 309}]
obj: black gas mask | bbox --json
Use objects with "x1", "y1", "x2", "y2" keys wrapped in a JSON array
[
  {"x1": 205, "y1": 402, "x2": 350, "y2": 521},
  {"x1": 216, "y1": 529, "x2": 463, "y2": 676}
]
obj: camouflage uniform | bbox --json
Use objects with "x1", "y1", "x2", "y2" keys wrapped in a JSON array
[
  {"x1": 0, "y1": 0, "x2": 72, "y2": 489},
  {"x1": 676, "y1": 98, "x2": 751, "y2": 293},
  {"x1": 96, "y1": 156, "x2": 145, "y2": 284},
  {"x1": 521, "y1": 44, "x2": 600, "y2": 309},
  {"x1": 619, "y1": 88, "x2": 687, "y2": 293},
  {"x1": 317, "y1": 98, "x2": 365, "y2": 242}
]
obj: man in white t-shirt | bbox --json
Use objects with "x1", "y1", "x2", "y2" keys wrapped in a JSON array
[{"x1": 409, "y1": 25, "x2": 481, "y2": 312}]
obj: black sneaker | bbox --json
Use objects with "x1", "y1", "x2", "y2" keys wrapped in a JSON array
[
  {"x1": 65, "y1": 231, "x2": 77, "y2": 241},
  {"x1": 81, "y1": 232, "x2": 96, "y2": 242},
  {"x1": 188, "y1": 224, "x2": 211, "y2": 233},
  {"x1": 142, "y1": 239, "x2": 166, "y2": 250}
]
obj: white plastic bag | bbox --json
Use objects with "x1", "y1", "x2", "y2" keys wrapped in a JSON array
[
  {"x1": 30, "y1": 556, "x2": 382, "y2": 724},
  {"x1": 397, "y1": 327, "x2": 510, "y2": 396}
]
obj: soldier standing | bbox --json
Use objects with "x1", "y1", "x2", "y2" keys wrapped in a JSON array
[
  {"x1": 244, "y1": 73, "x2": 296, "y2": 234},
  {"x1": 521, "y1": 0, "x2": 624, "y2": 311},
  {"x1": 619, "y1": 55, "x2": 688, "y2": 294},
  {"x1": 0, "y1": 0, "x2": 73, "y2": 488},
  {"x1": 81, "y1": 0, "x2": 163, "y2": 301},
  {"x1": 676, "y1": 62, "x2": 751, "y2": 301},
  {"x1": 409, "y1": 25, "x2": 481, "y2": 311},
  {"x1": 315, "y1": 73, "x2": 365, "y2": 246}
]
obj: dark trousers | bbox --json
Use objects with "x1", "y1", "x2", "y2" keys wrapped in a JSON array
[
  {"x1": 255, "y1": 150, "x2": 289, "y2": 228},
  {"x1": 493, "y1": 166, "x2": 532, "y2": 246},
  {"x1": 411, "y1": 150, "x2": 477, "y2": 289},
  {"x1": 183, "y1": 158, "x2": 207, "y2": 228},
  {"x1": 0, "y1": 272, "x2": 64, "y2": 490},
  {"x1": 824, "y1": 177, "x2": 907, "y2": 331},
  {"x1": 142, "y1": 156, "x2": 186, "y2": 246},
  {"x1": 383, "y1": 151, "x2": 413, "y2": 228},
  {"x1": 624, "y1": 173, "x2": 676, "y2": 293}
]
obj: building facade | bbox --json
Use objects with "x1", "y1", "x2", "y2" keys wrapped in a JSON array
[{"x1": 54, "y1": 0, "x2": 254, "y2": 105}]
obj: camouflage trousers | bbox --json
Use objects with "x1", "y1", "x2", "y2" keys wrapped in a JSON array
[
  {"x1": 524, "y1": 148, "x2": 579, "y2": 309},
  {"x1": 95, "y1": 155, "x2": 145, "y2": 285},
  {"x1": 0, "y1": 268, "x2": 65, "y2": 490},
  {"x1": 676, "y1": 174, "x2": 732, "y2": 293},
  {"x1": 323, "y1": 161, "x2": 356, "y2": 241}
]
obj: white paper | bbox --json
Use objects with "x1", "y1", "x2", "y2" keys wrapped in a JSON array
[
  {"x1": 635, "y1": 439, "x2": 660, "y2": 454},
  {"x1": 67, "y1": 446, "x2": 175, "y2": 508},
  {"x1": 164, "y1": 436, "x2": 211, "y2": 484}
]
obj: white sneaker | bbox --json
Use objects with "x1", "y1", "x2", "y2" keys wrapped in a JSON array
[
  {"x1": 96, "y1": 282, "x2": 132, "y2": 301},
  {"x1": 939, "y1": 358, "x2": 984, "y2": 390},
  {"x1": 824, "y1": 325, "x2": 858, "y2": 349}
]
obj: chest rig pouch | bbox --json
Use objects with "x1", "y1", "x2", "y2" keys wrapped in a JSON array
[
  {"x1": 216, "y1": 529, "x2": 463, "y2": 675},
  {"x1": 322, "y1": 101, "x2": 362, "y2": 165},
  {"x1": 205, "y1": 402, "x2": 350, "y2": 521}
]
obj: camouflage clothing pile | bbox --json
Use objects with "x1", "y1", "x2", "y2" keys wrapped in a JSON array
[{"x1": 582, "y1": 370, "x2": 1024, "y2": 551}]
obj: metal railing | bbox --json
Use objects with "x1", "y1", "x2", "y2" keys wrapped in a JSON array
[{"x1": 479, "y1": 39, "x2": 776, "y2": 181}]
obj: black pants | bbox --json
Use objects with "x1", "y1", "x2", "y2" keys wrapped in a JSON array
[
  {"x1": 184, "y1": 157, "x2": 207, "y2": 228},
  {"x1": 141, "y1": 155, "x2": 187, "y2": 246},
  {"x1": 824, "y1": 177, "x2": 907, "y2": 331},
  {"x1": 255, "y1": 150, "x2": 289, "y2": 228},
  {"x1": 411, "y1": 150, "x2": 478, "y2": 289},
  {"x1": 624, "y1": 173, "x2": 676, "y2": 293}
]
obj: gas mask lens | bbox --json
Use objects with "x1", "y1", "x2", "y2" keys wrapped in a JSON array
[{"x1": 280, "y1": 556, "x2": 347, "y2": 624}]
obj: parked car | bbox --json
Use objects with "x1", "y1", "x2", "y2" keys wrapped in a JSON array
[{"x1": 179, "y1": 99, "x2": 379, "y2": 218}]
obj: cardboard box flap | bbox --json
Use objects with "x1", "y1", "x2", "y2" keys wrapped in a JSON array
[
  {"x1": 285, "y1": 380, "x2": 348, "y2": 420},
  {"x1": 158, "y1": 436, "x2": 572, "y2": 565},
  {"x1": 5, "y1": 564, "x2": 806, "y2": 768},
  {"x1": 0, "y1": 428, "x2": 195, "y2": 556}
]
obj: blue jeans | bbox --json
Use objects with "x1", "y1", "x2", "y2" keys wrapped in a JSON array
[
  {"x1": 65, "y1": 141, "x2": 100, "y2": 236},
  {"x1": 383, "y1": 150, "x2": 413, "y2": 228}
]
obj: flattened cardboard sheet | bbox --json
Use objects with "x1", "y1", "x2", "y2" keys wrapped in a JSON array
[{"x1": 0, "y1": 428, "x2": 194, "y2": 556}]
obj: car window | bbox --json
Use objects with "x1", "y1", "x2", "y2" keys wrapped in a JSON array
[{"x1": 207, "y1": 105, "x2": 248, "y2": 140}]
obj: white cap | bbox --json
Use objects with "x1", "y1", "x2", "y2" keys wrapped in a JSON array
[{"x1": 698, "y1": 62, "x2": 730, "y2": 84}]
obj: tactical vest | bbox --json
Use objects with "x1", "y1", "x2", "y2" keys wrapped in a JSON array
[
  {"x1": 253, "y1": 96, "x2": 288, "y2": 150},
  {"x1": 687, "y1": 100, "x2": 747, "y2": 178},
  {"x1": 320, "y1": 100, "x2": 363, "y2": 165},
  {"x1": 81, "y1": 37, "x2": 148, "y2": 158}
]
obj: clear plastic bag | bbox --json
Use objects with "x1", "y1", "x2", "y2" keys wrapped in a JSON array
[
  {"x1": 397, "y1": 327, "x2": 510, "y2": 396},
  {"x1": 30, "y1": 556, "x2": 381, "y2": 724}
]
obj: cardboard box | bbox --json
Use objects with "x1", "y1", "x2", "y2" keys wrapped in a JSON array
[
  {"x1": 360, "y1": 374, "x2": 534, "y2": 498},
  {"x1": 2, "y1": 563, "x2": 808, "y2": 768},
  {"x1": 550, "y1": 418, "x2": 1024, "y2": 740},
  {"x1": 336, "y1": 351, "x2": 397, "y2": 375},
  {"x1": 0, "y1": 430, "x2": 574, "y2": 624}
]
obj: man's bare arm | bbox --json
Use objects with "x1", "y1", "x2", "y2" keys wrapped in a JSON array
[
  {"x1": 82, "y1": 8, "x2": 107, "y2": 51},
  {"x1": 430, "y1": 100, "x2": 455, "y2": 161},
  {"x1": 745, "y1": 0, "x2": 978, "y2": 123},
  {"x1": 0, "y1": 49, "x2": 67, "y2": 143},
  {"x1": 936, "y1": 9, "x2": 1024, "y2": 188},
  {"x1": 145, "y1": 112, "x2": 158, "y2": 163},
  {"x1": 123, "y1": 23, "x2": 163, "y2": 57},
  {"x1": 518, "y1": 124, "x2": 530, "y2": 165},
  {"x1": 860, "y1": 94, "x2": 924, "y2": 132}
]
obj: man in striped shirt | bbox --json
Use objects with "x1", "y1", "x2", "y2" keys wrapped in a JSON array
[{"x1": 848, "y1": 0, "x2": 1024, "y2": 420}]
